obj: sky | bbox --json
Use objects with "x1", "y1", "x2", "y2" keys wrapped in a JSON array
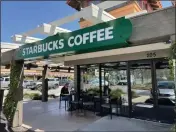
[{"x1": 1, "y1": 1, "x2": 173, "y2": 43}]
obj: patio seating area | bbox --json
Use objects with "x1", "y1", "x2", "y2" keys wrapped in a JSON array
[
  {"x1": 23, "y1": 98, "x2": 100, "y2": 131},
  {"x1": 22, "y1": 98, "x2": 172, "y2": 131}
]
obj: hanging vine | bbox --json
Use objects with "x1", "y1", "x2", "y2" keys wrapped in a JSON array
[
  {"x1": 3, "y1": 59, "x2": 24, "y2": 126},
  {"x1": 169, "y1": 41, "x2": 176, "y2": 132},
  {"x1": 170, "y1": 42, "x2": 176, "y2": 59},
  {"x1": 169, "y1": 60, "x2": 174, "y2": 80},
  {"x1": 168, "y1": 41, "x2": 175, "y2": 80}
]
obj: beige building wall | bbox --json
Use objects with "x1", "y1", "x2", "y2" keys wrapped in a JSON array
[{"x1": 79, "y1": 2, "x2": 142, "y2": 29}]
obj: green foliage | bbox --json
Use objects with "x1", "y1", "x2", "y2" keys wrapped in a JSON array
[
  {"x1": 68, "y1": 76, "x2": 74, "y2": 81},
  {"x1": 23, "y1": 93, "x2": 31, "y2": 99},
  {"x1": 170, "y1": 42, "x2": 176, "y2": 132},
  {"x1": 86, "y1": 87, "x2": 100, "y2": 96},
  {"x1": 169, "y1": 60, "x2": 174, "y2": 80},
  {"x1": 3, "y1": 60, "x2": 24, "y2": 125},
  {"x1": 170, "y1": 42, "x2": 176, "y2": 59},
  {"x1": 23, "y1": 93, "x2": 41, "y2": 100},
  {"x1": 169, "y1": 42, "x2": 175, "y2": 81},
  {"x1": 131, "y1": 90, "x2": 138, "y2": 98},
  {"x1": 171, "y1": 124, "x2": 176, "y2": 132},
  {"x1": 29, "y1": 93, "x2": 41, "y2": 100},
  {"x1": 110, "y1": 89, "x2": 124, "y2": 99}
]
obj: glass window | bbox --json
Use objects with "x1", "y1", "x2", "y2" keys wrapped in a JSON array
[{"x1": 157, "y1": 82, "x2": 175, "y2": 89}]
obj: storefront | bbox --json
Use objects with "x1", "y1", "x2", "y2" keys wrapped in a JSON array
[
  {"x1": 14, "y1": 16, "x2": 174, "y2": 123},
  {"x1": 1, "y1": 6, "x2": 175, "y2": 124},
  {"x1": 64, "y1": 41, "x2": 174, "y2": 122}
]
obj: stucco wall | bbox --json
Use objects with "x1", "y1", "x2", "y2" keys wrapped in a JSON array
[{"x1": 79, "y1": 2, "x2": 142, "y2": 29}]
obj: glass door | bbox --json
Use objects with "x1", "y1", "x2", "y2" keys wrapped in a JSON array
[
  {"x1": 154, "y1": 59, "x2": 175, "y2": 123},
  {"x1": 130, "y1": 60, "x2": 155, "y2": 120}
]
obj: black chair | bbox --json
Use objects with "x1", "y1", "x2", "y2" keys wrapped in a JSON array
[
  {"x1": 70, "y1": 93, "x2": 83, "y2": 115},
  {"x1": 101, "y1": 96, "x2": 122, "y2": 119},
  {"x1": 82, "y1": 94, "x2": 95, "y2": 115}
]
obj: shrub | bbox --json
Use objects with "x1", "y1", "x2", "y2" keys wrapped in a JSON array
[
  {"x1": 23, "y1": 93, "x2": 41, "y2": 100},
  {"x1": 23, "y1": 93, "x2": 31, "y2": 99},
  {"x1": 171, "y1": 124, "x2": 176, "y2": 132},
  {"x1": 29, "y1": 93, "x2": 42, "y2": 100},
  {"x1": 86, "y1": 87, "x2": 100, "y2": 96},
  {"x1": 110, "y1": 89, "x2": 124, "y2": 99},
  {"x1": 131, "y1": 90, "x2": 138, "y2": 98}
]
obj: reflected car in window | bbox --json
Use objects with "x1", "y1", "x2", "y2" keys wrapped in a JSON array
[
  {"x1": 151, "y1": 81, "x2": 175, "y2": 101},
  {"x1": 23, "y1": 80, "x2": 36, "y2": 90},
  {"x1": 89, "y1": 79, "x2": 109, "y2": 87}
]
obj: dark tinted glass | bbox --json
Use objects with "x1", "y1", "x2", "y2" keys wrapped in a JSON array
[{"x1": 158, "y1": 82, "x2": 175, "y2": 89}]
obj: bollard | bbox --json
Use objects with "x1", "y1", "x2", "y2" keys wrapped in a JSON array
[{"x1": 42, "y1": 78, "x2": 48, "y2": 102}]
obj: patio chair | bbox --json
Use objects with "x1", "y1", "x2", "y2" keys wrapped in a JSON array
[
  {"x1": 82, "y1": 94, "x2": 96, "y2": 115},
  {"x1": 70, "y1": 93, "x2": 83, "y2": 115},
  {"x1": 101, "y1": 96, "x2": 122, "y2": 119}
]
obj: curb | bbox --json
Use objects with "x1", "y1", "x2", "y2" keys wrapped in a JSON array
[{"x1": 22, "y1": 124, "x2": 44, "y2": 132}]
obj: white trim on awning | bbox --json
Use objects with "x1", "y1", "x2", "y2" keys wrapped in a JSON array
[{"x1": 64, "y1": 42, "x2": 170, "y2": 66}]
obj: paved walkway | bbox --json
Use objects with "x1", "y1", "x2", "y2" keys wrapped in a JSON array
[
  {"x1": 77, "y1": 116, "x2": 172, "y2": 132},
  {"x1": 23, "y1": 98, "x2": 99, "y2": 131},
  {"x1": 23, "y1": 99, "x2": 172, "y2": 132}
]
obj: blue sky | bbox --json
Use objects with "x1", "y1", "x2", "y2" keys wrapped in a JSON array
[{"x1": 1, "y1": 1, "x2": 172, "y2": 42}]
